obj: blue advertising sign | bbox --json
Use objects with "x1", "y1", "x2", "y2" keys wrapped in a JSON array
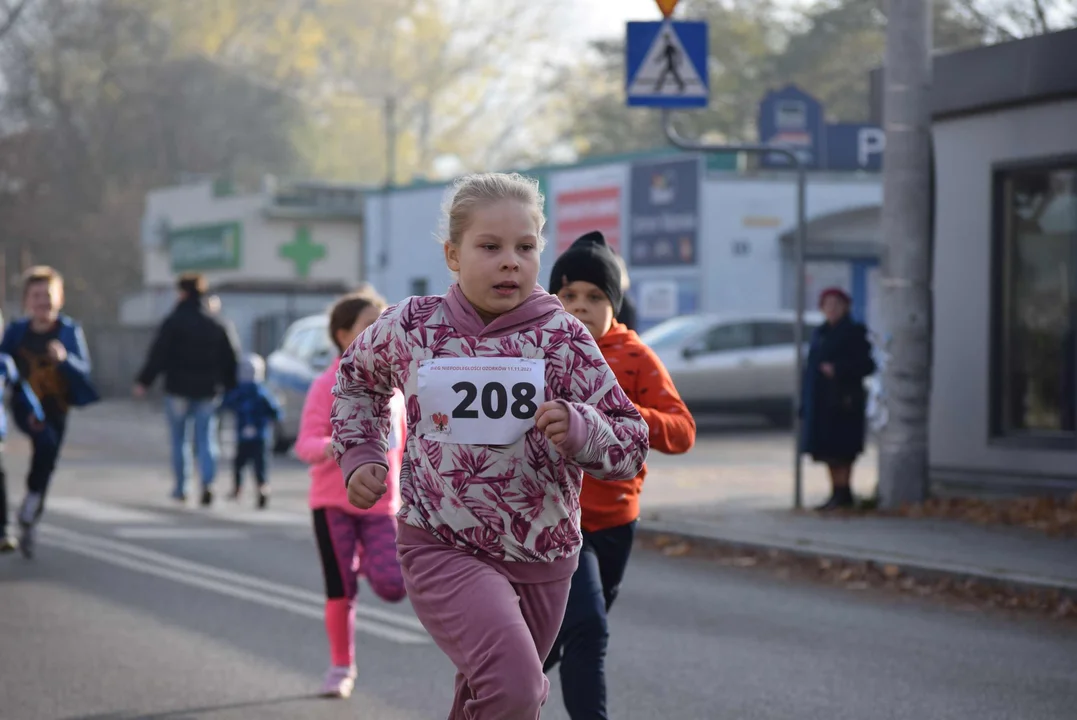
[
  {"x1": 756, "y1": 84, "x2": 885, "y2": 172},
  {"x1": 824, "y1": 123, "x2": 886, "y2": 172},
  {"x1": 757, "y1": 84, "x2": 825, "y2": 170},
  {"x1": 628, "y1": 157, "x2": 700, "y2": 267}
]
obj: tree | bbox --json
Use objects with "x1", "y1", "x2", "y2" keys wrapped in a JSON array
[
  {"x1": 0, "y1": 0, "x2": 307, "y2": 320},
  {"x1": 0, "y1": 0, "x2": 33, "y2": 41},
  {"x1": 554, "y1": 0, "x2": 1070, "y2": 154},
  {"x1": 137, "y1": 0, "x2": 565, "y2": 182}
]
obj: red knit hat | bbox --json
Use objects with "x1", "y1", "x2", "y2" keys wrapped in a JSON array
[{"x1": 818, "y1": 287, "x2": 851, "y2": 307}]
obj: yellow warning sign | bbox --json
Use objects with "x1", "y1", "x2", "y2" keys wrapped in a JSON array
[{"x1": 655, "y1": 0, "x2": 679, "y2": 18}]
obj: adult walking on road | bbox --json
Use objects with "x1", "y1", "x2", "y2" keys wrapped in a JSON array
[{"x1": 134, "y1": 273, "x2": 239, "y2": 507}]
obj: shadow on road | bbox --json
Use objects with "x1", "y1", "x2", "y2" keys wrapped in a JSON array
[{"x1": 64, "y1": 694, "x2": 325, "y2": 720}]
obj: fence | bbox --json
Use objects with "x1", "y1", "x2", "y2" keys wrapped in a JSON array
[
  {"x1": 82, "y1": 323, "x2": 159, "y2": 398},
  {"x1": 81, "y1": 312, "x2": 303, "y2": 398}
]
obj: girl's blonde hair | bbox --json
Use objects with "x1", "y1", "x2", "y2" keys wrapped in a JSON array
[{"x1": 438, "y1": 172, "x2": 547, "y2": 250}]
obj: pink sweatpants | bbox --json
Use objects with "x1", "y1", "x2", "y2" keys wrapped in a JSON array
[{"x1": 397, "y1": 524, "x2": 577, "y2": 720}]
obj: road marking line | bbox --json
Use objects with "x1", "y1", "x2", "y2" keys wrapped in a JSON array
[
  {"x1": 113, "y1": 527, "x2": 248, "y2": 540},
  {"x1": 39, "y1": 525, "x2": 429, "y2": 641},
  {"x1": 46, "y1": 497, "x2": 176, "y2": 525}
]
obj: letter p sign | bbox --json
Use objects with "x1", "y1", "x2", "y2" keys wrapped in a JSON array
[{"x1": 858, "y1": 128, "x2": 886, "y2": 169}]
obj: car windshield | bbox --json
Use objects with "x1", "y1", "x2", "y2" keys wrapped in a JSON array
[{"x1": 638, "y1": 316, "x2": 710, "y2": 349}]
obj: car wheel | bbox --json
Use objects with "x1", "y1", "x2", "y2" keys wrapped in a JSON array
[{"x1": 270, "y1": 422, "x2": 292, "y2": 455}]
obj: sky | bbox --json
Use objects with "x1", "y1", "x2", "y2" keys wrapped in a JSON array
[
  {"x1": 563, "y1": 0, "x2": 812, "y2": 43},
  {"x1": 565, "y1": 0, "x2": 668, "y2": 42}
]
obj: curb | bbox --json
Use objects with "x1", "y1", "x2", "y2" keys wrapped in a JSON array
[{"x1": 635, "y1": 521, "x2": 1077, "y2": 600}]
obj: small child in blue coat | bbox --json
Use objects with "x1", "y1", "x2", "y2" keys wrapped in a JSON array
[{"x1": 219, "y1": 354, "x2": 282, "y2": 509}]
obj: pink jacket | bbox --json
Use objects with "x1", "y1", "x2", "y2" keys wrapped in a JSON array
[{"x1": 298, "y1": 356, "x2": 404, "y2": 515}]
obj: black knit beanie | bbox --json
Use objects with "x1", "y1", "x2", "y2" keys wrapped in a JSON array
[{"x1": 548, "y1": 231, "x2": 624, "y2": 314}]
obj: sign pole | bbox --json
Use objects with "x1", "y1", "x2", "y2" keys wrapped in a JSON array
[{"x1": 662, "y1": 110, "x2": 808, "y2": 510}]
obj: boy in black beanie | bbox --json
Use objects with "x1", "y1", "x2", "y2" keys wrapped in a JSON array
[
  {"x1": 545, "y1": 230, "x2": 696, "y2": 720},
  {"x1": 547, "y1": 231, "x2": 624, "y2": 338}
]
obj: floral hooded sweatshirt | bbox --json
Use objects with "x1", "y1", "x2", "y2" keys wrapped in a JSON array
[{"x1": 331, "y1": 284, "x2": 649, "y2": 565}]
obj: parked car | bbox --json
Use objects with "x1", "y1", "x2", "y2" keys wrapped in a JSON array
[
  {"x1": 265, "y1": 314, "x2": 336, "y2": 453},
  {"x1": 639, "y1": 310, "x2": 825, "y2": 426}
]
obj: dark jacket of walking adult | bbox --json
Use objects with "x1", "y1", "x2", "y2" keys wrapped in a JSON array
[
  {"x1": 136, "y1": 296, "x2": 239, "y2": 399},
  {"x1": 800, "y1": 315, "x2": 876, "y2": 463}
]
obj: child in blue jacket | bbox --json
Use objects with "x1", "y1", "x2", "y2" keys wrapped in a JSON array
[
  {"x1": 0, "y1": 266, "x2": 99, "y2": 558},
  {"x1": 219, "y1": 354, "x2": 282, "y2": 509},
  {"x1": 0, "y1": 339, "x2": 46, "y2": 553}
]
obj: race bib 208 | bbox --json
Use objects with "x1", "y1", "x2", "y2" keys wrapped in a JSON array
[{"x1": 416, "y1": 358, "x2": 546, "y2": 445}]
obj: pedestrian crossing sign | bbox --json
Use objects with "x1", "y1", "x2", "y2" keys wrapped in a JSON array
[{"x1": 626, "y1": 20, "x2": 709, "y2": 109}]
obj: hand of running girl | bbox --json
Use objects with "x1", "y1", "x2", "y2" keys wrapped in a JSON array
[
  {"x1": 535, "y1": 401, "x2": 571, "y2": 446},
  {"x1": 346, "y1": 463, "x2": 388, "y2": 509}
]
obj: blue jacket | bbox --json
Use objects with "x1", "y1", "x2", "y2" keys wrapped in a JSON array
[
  {"x1": 0, "y1": 314, "x2": 101, "y2": 410},
  {"x1": 219, "y1": 381, "x2": 283, "y2": 442},
  {"x1": 0, "y1": 353, "x2": 44, "y2": 440}
]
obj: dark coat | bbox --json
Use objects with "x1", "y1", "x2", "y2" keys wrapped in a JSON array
[
  {"x1": 800, "y1": 316, "x2": 876, "y2": 463},
  {"x1": 136, "y1": 298, "x2": 239, "y2": 400}
]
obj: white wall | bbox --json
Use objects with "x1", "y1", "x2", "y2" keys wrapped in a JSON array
[
  {"x1": 931, "y1": 98, "x2": 1077, "y2": 489},
  {"x1": 363, "y1": 167, "x2": 882, "y2": 319},
  {"x1": 142, "y1": 182, "x2": 363, "y2": 288},
  {"x1": 364, "y1": 186, "x2": 454, "y2": 303},
  {"x1": 700, "y1": 176, "x2": 882, "y2": 315}
]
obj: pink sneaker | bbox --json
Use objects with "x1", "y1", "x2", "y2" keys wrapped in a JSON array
[{"x1": 320, "y1": 665, "x2": 357, "y2": 698}]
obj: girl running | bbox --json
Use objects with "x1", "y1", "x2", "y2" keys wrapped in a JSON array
[
  {"x1": 295, "y1": 290, "x2": 407, "y2": 699},
  {"x1": 331, "y1": 172, "x2": 649, "y2": 719}
]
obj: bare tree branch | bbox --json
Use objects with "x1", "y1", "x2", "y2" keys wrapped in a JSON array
[
  {"x1": 0, "y1": 0, "x2": 33, "y2": 41},
  {"x1": 1031, "y1": 0, "x2": 1051, "y2": 32}
]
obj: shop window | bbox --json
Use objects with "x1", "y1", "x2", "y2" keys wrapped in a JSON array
[{"x1": 992, "y1": 161, "x2": 1077, "y2": 442}]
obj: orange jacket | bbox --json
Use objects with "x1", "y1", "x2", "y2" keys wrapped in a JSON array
[{"x1": 581, "y1": 322, "x2": 696, "y2": 532}]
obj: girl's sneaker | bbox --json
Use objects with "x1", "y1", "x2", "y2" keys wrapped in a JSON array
[
  {"x1": 319, "y1": 665, "x2": 357, "y2": 698},
  {"x1": 0, "y1": 534, "x2": 17, "y2": 553}
]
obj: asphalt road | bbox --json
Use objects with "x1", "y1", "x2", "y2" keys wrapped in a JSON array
[
  {"x1": 0, "y1": 402, "x2": 1073, "y2": 719},
  {"x1": 2, "y1": 493, "x2": 1075, "y2": 720}
]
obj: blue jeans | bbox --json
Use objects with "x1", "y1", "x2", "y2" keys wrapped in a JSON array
[{"x1": 165, "y1": 396, "x2": 218, "y2": 496}]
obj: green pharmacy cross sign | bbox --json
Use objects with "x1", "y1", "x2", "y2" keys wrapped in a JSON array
[{"x1": 280, "y1": 225, "x2": 327, "y2": 278}]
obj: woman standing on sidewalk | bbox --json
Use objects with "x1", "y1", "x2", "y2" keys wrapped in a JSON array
[{"x1": 800, "y1": 287, "x2": 876, "y2": 511}]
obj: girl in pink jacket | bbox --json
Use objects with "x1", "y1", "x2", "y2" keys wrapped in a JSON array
[{"x1": 295, "y1": 291, "x2": 406, "y2": 699}]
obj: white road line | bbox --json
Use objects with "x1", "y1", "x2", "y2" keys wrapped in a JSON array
[
  {"x1": 113, "y1": 527, "x2": 248, "y2": 540},
  {"x1": 46, "y1": 497, "x2": 176, "y2": 525},
  {"x1": 198, "y1": 509, "x2": 309, "y2": 526},
  {"x1": 39, "y1": 525, "x2": 429, "y2": 644}
]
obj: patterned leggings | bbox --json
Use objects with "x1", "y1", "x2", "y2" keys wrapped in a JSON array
[{"x1": 312, "y1": 508, "x2": 406, "y2": 667}]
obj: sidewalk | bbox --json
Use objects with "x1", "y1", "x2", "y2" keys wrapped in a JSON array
[
  {"x1": 23, "y1": 401, "x2": 1077, "y2": 598},
  {"x1": 636, "y1": 505, "x2": 1077, "y2": 597}
]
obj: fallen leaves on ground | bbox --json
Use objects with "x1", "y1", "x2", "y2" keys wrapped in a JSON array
[
  {"x1": 634, "y1": 534, "x2": 1077, "y2": 622},
  {"x1": 894, "y1": 493, "x2": 1077, "y2": 538}
]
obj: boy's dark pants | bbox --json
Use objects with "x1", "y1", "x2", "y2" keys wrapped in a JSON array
[
  {"x1": 544, "y1": 520, "x2": 637, "y2": 720},
  {"x1": 13, "y1": 412, "x2": 67, "y2": 521},
  {"x1": 233, "y1": 439, "x2": 268, "y2": 491},
  {"x1": 0, "y1": 451, "x2": 7, "y2": 534}
]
